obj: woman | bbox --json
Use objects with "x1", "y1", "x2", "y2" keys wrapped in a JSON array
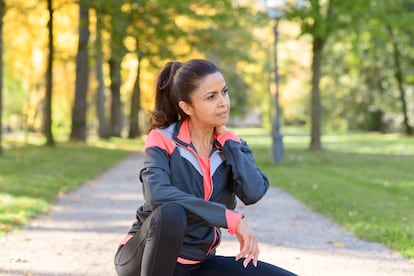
[{"x1": 114, "y1": 59, "x2": 296, "y2": 276}]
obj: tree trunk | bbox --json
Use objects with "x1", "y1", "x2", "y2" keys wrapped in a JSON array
[
  {"x1": 0, "y1": 0, "x2": 4, "y2": 155},
  {"x1": 95, "y1": 9, "x2": 109, "y2": 139},
  {"x1": 43, "y1": 0, "x2": 54, "y2": 146},
  {"x1": 109, "y1": 58, "x2": 123, "y2": 137},
  {"x1": 310, "y1": 37, "x2": 324, "y2": 151},
  {"x1": 128, "y1": 49, "x2": 142, "y2": 138},
  {"x1": 70, "y1": 4, "x2": 90, "y2": 141},
  {"x1": 387, "y1": 26, "x2": 412, "y2": 135}
]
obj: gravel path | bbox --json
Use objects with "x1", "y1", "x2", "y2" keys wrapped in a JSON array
[{"x1": 1, "y1": 152, "x2": 413, "y2": 276}]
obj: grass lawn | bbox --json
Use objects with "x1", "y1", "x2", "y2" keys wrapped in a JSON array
[
  {"x1": 0, "y1": 134, "x2": 143, "y2": 235},
  {"x1": 1, "y1": 129, "x2": 413, "y2": 260},
  {"x1": 235, "y1": 127, "x2": 414, "y2": 259}
]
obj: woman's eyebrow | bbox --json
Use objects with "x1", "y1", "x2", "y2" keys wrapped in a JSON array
[{"x1": 205, "y1": 85, "x2": 227, "y2": 95}]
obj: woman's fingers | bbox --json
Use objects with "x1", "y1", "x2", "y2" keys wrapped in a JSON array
[
  {"x1": 242, "y1": 236, "x2": 259, "y2": 267},
  {"x1": 235, "y1": 220, "x2": 260, "y2": 267},
  {"x1": 240, "y1": 242, "x2": 259, "y2": 267}
]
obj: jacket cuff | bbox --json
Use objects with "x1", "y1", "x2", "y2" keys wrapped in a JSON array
[
  {"x1": 216, "y1": 130, "x2": 241, "y2": 146},
  {"x1": 225, "y1": 209, "x2": 243, "y2": 235}
]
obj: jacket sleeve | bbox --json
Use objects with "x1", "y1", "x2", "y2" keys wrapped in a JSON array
[
  {"x1": 140, "y1": 130, "x2": 243, "y2": 234},
  {"x1": 215, "y1": 130, "x2": 269, "y2": 205}
]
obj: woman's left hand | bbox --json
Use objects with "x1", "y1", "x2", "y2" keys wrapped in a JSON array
[{"x1": 235, "y1": 219, "x2": 260, "y2": 268}]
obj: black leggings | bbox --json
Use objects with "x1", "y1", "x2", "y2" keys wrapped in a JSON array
[
  {"x1": 174, "y1": 256, "x2": 296, "y2": 276},
  {"x1": 114, "y1": 203, "x2": 296, "y2": 276}
]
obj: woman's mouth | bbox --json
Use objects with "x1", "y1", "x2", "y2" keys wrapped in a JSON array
[{"x1": 217, "y1": 111, "x2": 228, "y2": 118}]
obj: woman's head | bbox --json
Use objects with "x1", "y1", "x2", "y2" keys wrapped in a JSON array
[{"x1": 150, "y1": 59, "x2": 223, "y2": 130}]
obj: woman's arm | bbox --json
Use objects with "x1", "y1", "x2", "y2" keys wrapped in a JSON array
[
  {"x1": 141, "y1": 134, "x2": 243, "y2": 232},
  {"x1": 215, "y1": 126, "x2": 264, "y2": 268},
  {"x1": 215, "y1": 128, "x2": 269, "y2": 205}
]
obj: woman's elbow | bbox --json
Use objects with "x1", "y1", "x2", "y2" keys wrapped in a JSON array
[{"x1": 241, "y1": 185, "x2": 268, "y2": 205}]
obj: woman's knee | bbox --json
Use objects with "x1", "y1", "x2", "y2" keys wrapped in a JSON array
[{"x1": 151, "y1": 203, "x2": 187, "y2": 237}]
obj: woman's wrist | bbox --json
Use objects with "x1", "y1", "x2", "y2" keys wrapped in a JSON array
[{"x1": 225, "y1": 209, "x2": 244, "y2": 235}]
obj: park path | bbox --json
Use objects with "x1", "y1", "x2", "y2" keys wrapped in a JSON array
[{"x1": 0, "y1": 152, "x2": 413, "y2": 276}]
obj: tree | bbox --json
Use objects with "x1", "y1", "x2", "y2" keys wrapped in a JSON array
[
  {"x1": 128, "y1": 38, "x2": 142, "y2": 138},
  {"x1": 321, "y1": 0, "x2": 413, "y2": 134},
  {"x1": 187, "y1": 2, "x2": 256, "y2": 117},
  {"x1": 287, "y1": 0, "x2": 371, "y2": 150},
  {"x1": 107, "y1": 3, "x2": 128, "y2": 137},
  {"x1": 306, "y1": 0, "x2": 333, "y2": 151},
  {"x1": 0, "y1": 0, "x2": 4, "y2": 155},
  {"x1": 125, "y1": 0, "x2": 185, "y2": 138},
  {"x1": 379, "y1": 0, "x2": 414, "y2": 135},
  {"x1": 1, "y1": 0, "x2": 270, "y2": 143},
  {"x1": 125, "y1": 0, "x2": 189, "y2": 138},
  {"x1": 387, "y1": 25, "x2": 412, "y2": 135},
  {"x1": 70, "y1": 2, "x2": 90, "y2": 141},
  {"x1": 94, "y1": 7, "x2": 109, "y2": 138},
  {"x1": 43, "y1": 0, "x2": 54, "y2": 146},
  {"x1": 124, "y1": 0, "x2": 261, "y2": 137},
  {"x1": 108, "y1": 55, "x2": 123, "y2": 137}
]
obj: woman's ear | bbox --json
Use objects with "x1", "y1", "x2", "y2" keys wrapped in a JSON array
[{"x1": 178, "y1": 101, "x2": 193, "y2": 116}]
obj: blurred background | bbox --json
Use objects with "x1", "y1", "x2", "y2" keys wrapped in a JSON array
[
  {"x1": 1, "y1": 0, "x2": 413, "y2": 259},
  {"x1": 0, "y1": 0, "x2": 413, "y2": 149}
]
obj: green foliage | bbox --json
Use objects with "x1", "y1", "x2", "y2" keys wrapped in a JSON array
[
  {"x1": 283, "y1": 0, "x2": 414, "y2": 133},
  {"x1": 236, "y1": 127, "x2": 414, "y2": 258},
  {"x1": 124, "y1": 0, "x2": 263, "y2": 116},
  {"x1": 322, "y1": 0, "x2": 414, "y2": 132},
  {"x1": 2, "y1": 0, "x2": 414, "y2": 146},
  {"x1": 0, "y1": 139, "x2": 137, "y2": 235}
]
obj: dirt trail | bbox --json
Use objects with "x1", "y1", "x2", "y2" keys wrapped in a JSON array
[{"x1": 1, "y1": 152, "x2": 413, "y2": 276}]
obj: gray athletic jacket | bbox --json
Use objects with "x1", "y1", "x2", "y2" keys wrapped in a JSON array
[{"x1": 130, "y1": 119, "x2": 269, "y2": 262}]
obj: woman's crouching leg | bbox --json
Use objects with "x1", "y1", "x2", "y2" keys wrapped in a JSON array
[
  {"x1": 114, "y1": 203, "x2": 187, "y2": 276},
  {"x1": 141, "y1": 202, "x2": 187, "y2": 276}
]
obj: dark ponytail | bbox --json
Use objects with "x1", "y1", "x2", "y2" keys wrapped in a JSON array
[
  {"x1": 149, "y1": 59, "x2": 221, "y2": 131},
  {"x1": 149, "y1": 61, "x2": 182, "y2": 130}
]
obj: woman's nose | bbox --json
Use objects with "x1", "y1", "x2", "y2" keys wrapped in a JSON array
[{"x1": 218, "y1": 94, "x2": 228, "y2": 106}]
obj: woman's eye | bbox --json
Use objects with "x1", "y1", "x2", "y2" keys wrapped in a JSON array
[{"x1": 207, "y1": 95, "x2": 215, "y2": 100}]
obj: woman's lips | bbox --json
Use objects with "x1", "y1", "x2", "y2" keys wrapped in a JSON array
[{"x1": 217, "y1": 111, "x2": 228, "y2": 118}]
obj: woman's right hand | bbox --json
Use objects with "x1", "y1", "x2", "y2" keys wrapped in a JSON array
[{"x1": 235, "y1": 219, "x2": 260, "y2": 268}]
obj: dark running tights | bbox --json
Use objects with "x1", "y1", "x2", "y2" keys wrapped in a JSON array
[
  {"x1": 114, "y1": 203, "x2": 297, "y2": 276},
  {"x1": 114, "y1": 203, "x2": 187, "y2": 275},
  {"x1": 174, "y1": 256, "x2": 297, "y2": 276}
]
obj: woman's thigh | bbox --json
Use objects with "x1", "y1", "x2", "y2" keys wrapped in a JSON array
[
  {"x1": 195, "y1": 256, "x2": 297, "y2": 276},
  {"x1": 115, "y1": 202, "x2": 187, "y2": 276},
  {"x1": 114, "y1": 232, "x2": 146, "y2": 276}
]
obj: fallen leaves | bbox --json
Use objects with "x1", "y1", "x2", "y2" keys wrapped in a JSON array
[
  {"x1": 327, "y1": 240, "x2": 345, "y2": 248},
  {"x1": 10, "y1": 257, "x2": 28, "y2": 263}
]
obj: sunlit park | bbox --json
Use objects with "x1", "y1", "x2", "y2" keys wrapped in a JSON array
[{"x1": 0, "y1": 0, "x2": 414, "y2": 271}]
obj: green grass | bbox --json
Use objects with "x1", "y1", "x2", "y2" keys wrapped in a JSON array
[
  {"x1": 0, "y1": 135, "x2": 144, "y2": 235},
  {"x1": 236, "y1": 127, "x2": 414, "y2": 259},
  {"x1": 1, "y1": 129, "x2": 413, "y2": 259}
]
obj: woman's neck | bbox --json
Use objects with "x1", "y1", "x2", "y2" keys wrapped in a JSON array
[{"x1": 188, "y1": 121, "x2": 214, "y2": 157}]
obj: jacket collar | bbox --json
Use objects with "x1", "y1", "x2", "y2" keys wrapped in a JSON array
[{"x1": 173, "y1": 119, "x2": 191, "y2": 147}]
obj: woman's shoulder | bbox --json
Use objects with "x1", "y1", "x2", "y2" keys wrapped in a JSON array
[
  {"x1": 145, "y1": 123, "x2": 177, "y2": 154},
  {"x1": 149, "y1": 122, "x2": 176, "y2": 138}
]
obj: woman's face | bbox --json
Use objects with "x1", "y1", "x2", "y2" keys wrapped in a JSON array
[{"x1": 180, "y1": 72, "x2": 230, "y2": 128}]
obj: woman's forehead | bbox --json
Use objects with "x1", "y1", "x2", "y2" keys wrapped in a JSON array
[{"x1": 197, "y1": 72, "x2": 226, "y2": 92}]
